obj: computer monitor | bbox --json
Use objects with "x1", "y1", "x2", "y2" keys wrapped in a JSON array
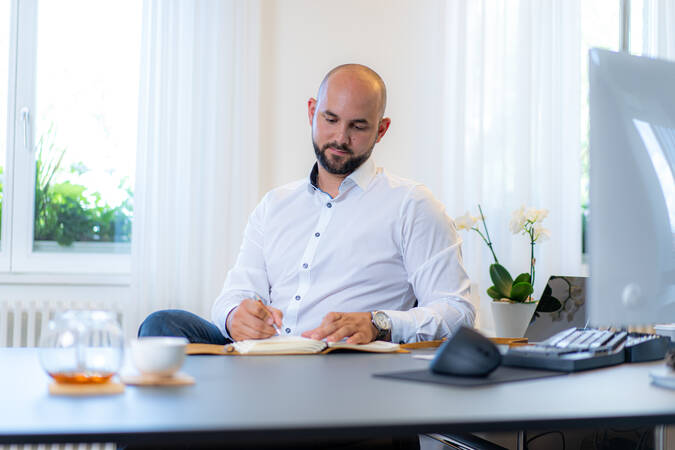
[{"x1": 588, "y1": 49, "x2": 675, "y2": 327}]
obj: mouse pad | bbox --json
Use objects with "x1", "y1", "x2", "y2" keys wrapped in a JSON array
[{"x1": 374, "y1": 366, "x2": 567, "y2": 387}]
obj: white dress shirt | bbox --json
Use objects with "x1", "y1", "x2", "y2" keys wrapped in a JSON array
[{"x1": 211, "y1": 158, "x2": 475, "y2": 343}]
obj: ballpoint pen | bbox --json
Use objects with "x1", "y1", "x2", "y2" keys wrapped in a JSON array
[{"x1": 255, "y1": 296, "x2": 281, "y2": 336}]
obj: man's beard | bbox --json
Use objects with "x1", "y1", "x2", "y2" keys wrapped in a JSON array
[{"x1": 312, "y1": 139, "x2": 374, "y2": 175}]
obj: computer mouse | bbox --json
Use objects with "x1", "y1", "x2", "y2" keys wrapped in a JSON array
[{"x1": 430, "y1": 326, "x2": 502, "y2": 377}]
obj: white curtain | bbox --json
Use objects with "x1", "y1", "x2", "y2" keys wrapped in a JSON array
[
  {"x1": 129, "y1": 0, "x2": 260, "y2": 338},
  {"x1": 442, "y1": 0, "x2": 582, "y2": 333},
  {"x1": 643, "y1": 0, "x2": 675, "y2": 60}
]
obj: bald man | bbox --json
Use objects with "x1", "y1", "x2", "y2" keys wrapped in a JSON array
[{"x1": 139, "y1": 64, "x2": 475, "y2": 345}]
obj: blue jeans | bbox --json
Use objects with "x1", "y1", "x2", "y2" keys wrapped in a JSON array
[{"x1": 137, "y1": 309, "x2": 232, "y2": 344}]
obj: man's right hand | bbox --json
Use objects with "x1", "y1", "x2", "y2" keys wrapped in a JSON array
[{"x1": 226, "y1": 298, "x2": 283, "y2": 341}]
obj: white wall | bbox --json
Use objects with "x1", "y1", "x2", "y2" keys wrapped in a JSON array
[
  {"x1": 258, "y1": 0, "x2": 448, "y2": 197},
  {"x1": 1, "y1": 1, "x2": 455, "y2": 325}
]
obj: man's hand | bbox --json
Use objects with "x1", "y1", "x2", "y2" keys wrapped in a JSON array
[
  {"x1": 301, "y1": 312, "x2": 376, "y2": 344},
  {"x1": 227, "y1": 298, "x2": 283, "y2": 341}
]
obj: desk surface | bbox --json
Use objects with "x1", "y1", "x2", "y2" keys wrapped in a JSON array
[{"x1": 2, "y1": 348, "x2": 675, "y2": 446}]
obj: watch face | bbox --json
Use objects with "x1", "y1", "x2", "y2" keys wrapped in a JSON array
[{"x1": 374, "y1": 311, "x2": 391, "y2": 330}]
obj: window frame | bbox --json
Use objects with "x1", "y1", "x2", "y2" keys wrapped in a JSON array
[
  {"x1": 2, "y1": 0, "x2": 131, "y2": 276},
  {"x1": 0, "y1": 0, "x2": 18, "y2": 272}
]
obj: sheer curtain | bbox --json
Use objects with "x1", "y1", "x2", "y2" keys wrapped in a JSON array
[
  {"x1": 643, "y1": 0, "x2": 675, "y2": 59},
  {"x1": 442, "y1": 0, "x2": 582, "y2": 333},
  {"x1": 128, "y1": 0, "x2": 260, "y2": 337}
]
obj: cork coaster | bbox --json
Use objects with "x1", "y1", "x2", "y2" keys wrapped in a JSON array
[
  {"x1": 49, "y1": 381, "x2": 125, "y2": 396},
  {"x1": 120, "y1": 372, "x2": 195, "y2": 386}
]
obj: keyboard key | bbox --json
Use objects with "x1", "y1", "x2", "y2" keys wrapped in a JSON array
[
  {"x1": 589, "y1": 330, "x2": 614, "y2": 348},
  {"x1": 543, "y1": 327, "x2": 576, "y2": 347}
]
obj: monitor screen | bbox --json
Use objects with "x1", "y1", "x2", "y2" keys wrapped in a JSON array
[{"x1": 588, "y1": 49, "x2": 675, "y2": 327}]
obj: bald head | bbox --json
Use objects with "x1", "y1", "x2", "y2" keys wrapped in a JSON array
[
  {"x1": 307, "y1": 64, "x2": 391, "y2": 180},
  {"x1": 317, "y1": 64, "x2": 387, "y2": 118}
]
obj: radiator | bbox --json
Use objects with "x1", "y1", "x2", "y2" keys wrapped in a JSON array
[
  {"x1": 0, "y1": 299, "x2": 126, "y2": 348},
  {"x1": 0, "y1": 300, "x2": 122, "y2": 450}
]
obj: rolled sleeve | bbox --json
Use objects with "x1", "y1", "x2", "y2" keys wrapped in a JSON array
[{"x1": 391, "y1": 185, "x2": 475, "y2": 343}]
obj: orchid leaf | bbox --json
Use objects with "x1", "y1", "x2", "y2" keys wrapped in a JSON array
[
  {"x1": 489, "y1": 263, "x2": 513, "y2": 298},
  {"x1": 510, "y1": 282, "x2": 534, "y2": 302},
  {"x1": 487, "y1": 286, "x2": 502, "y2": 299},
  {"x1": 514, "y1": 272, "x2": 531, "y2": 285}
]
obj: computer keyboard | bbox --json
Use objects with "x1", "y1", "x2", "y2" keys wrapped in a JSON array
[{"x1": 502, "y1": 327, "x2": 670, "y2": 372}]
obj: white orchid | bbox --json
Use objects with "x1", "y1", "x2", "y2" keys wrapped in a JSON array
[
  {"x1": 509, "y1": 205, "x2": 527, "y2": 234},
  {"x1": 458, "y1": 204, "x2": 552, "y2": 300},
  {"x1": 510, "y1": 206, "x2": 550, "y2": 235},
  {"x1": 526, "y1": 207, "x2": 549, "y2": 223},
  {"x1": 454, "y1": 211, "x2": 478, "y2": 231},
  {"x1": 532, "y1": 223, "x2": 551, "y2": 242},
  {"x1": 455, "y1": 205, "x2": 500, "y2": 264},
  {"x1": 508, "y1": 205, "x2": 551, "y2": 287}
]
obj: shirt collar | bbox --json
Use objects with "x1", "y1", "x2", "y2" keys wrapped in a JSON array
[
  {"x1": 307, "y1": 157, "x2": 377, "y2": 193},
  {"x1": 347, "y1": 157, "x2": 377, "y2": 191}
]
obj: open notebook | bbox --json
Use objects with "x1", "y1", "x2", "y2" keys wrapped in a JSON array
[
  {"x1": 228, "y1": 336, "x2": 402, "y2": 355},
  {"x1": 186, "y1": 336, "x2": 404, "y2": 355},
  {"x1": 184, "y1": 336, "x2": 525, "y2": 356}
]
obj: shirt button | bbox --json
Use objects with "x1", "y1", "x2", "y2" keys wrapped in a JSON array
[
  {"x1": 302, "y1": 263, "x2": 308, "y2": 269},
  {"x1": 326, "y1": 203, "x2": 332, "y2": 208},
  {"x1": 295, "y1": 295, "x2": 301, "y2": 301},
  {"x1": 314, "y1": 232, "x2": 320, "y2": 237},
  {"x1": 285, "y1": 328, "x2": 291, "y2": 334}
]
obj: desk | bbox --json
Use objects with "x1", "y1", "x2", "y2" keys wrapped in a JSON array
[{"x1": 1, "y1": 348, "x2": 674, "y2": 447}]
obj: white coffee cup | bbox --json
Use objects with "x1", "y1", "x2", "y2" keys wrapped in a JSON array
[{"x1": 129, "y1": 337, "x2": 189, "y2": 377}]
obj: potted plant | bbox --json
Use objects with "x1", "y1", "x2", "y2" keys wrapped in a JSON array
[{"x1": 456, "y1": 205, "x2": 550, "y2": 337}]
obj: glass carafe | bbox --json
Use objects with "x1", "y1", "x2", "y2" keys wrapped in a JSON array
[{"x1": 38, "y1": 310, "x2": 124, "y2": 383}]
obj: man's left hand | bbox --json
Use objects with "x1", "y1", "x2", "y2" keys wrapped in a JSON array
[{"x1": 301, "y1": 312, "x2": 376, "y2": 344}]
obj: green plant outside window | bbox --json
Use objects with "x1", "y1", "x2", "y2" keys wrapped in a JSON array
[{"x1": 32, "y1": 126, "x2": 133, "y2": 247}]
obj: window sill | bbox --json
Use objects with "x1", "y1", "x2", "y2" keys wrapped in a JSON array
[
  {"x1": 0, "y1": 272, "x2": 131, "y2": 286},
  {"x1": 33, "y1": 241, "x2": 131, "y2": 254},
  {"x1": 7, "y1": 241, "x2": 131, "y2": 274}
]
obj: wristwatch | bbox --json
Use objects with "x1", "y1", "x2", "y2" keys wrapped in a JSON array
[{"x1": 371, "y1": 311, "x2": 392, "y2": 342}]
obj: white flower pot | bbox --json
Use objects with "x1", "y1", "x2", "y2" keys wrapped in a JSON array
[{"x1": 490, "y1": 300, "x2": 538, "y2": 338}]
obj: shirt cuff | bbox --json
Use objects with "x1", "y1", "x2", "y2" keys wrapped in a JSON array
[
  {"x1": 211, "y1": 291, "x2": 257, "y2": 339},
  {"x1": 381, "y1": 309, "x2": 415, "y2": 344},
  {"x1": 220, "y1": 304, "x2": 239, "y2": 340}
]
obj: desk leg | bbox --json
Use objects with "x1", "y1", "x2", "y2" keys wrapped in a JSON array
[
  {"x1": 655, "y1": 425, "x2": 666, "y2": 450},
  {"x1": 424, "y1": 433, "x2": 510, "y2": 449},
  {"x1": 516, "y1": 431, "x2": 525, "y2": 450}
]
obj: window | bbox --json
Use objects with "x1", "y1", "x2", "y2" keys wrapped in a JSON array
[
  {"x1": 0, "y1": 0, "x2": 10, "y2": 269},
  {"x1": 2, "y1": 0, "x2": 141, "y2": 274}
]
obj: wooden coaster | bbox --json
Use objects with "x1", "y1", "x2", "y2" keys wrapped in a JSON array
[
  {"x1": 49, "y1": 381, "x2": 125, "y2": 396},
  {"x1": 120, "y1": 372, "x2": 195, "y2": 386},
  {"x1": 186, "y1": 343, "x2": 228, "y2": 355}
]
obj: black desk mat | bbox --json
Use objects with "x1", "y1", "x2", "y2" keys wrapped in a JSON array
[{"x1": 374, "y1": 365, "x2": 567, "y2": 387}]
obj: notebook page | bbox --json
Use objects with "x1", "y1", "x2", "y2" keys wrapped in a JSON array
[
  {"x1": 231, "y1": 336, "x2": 327, "y2": 354},
  {"x1": 327, "y1": 340, "x2": 400, "y2": 352}
]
